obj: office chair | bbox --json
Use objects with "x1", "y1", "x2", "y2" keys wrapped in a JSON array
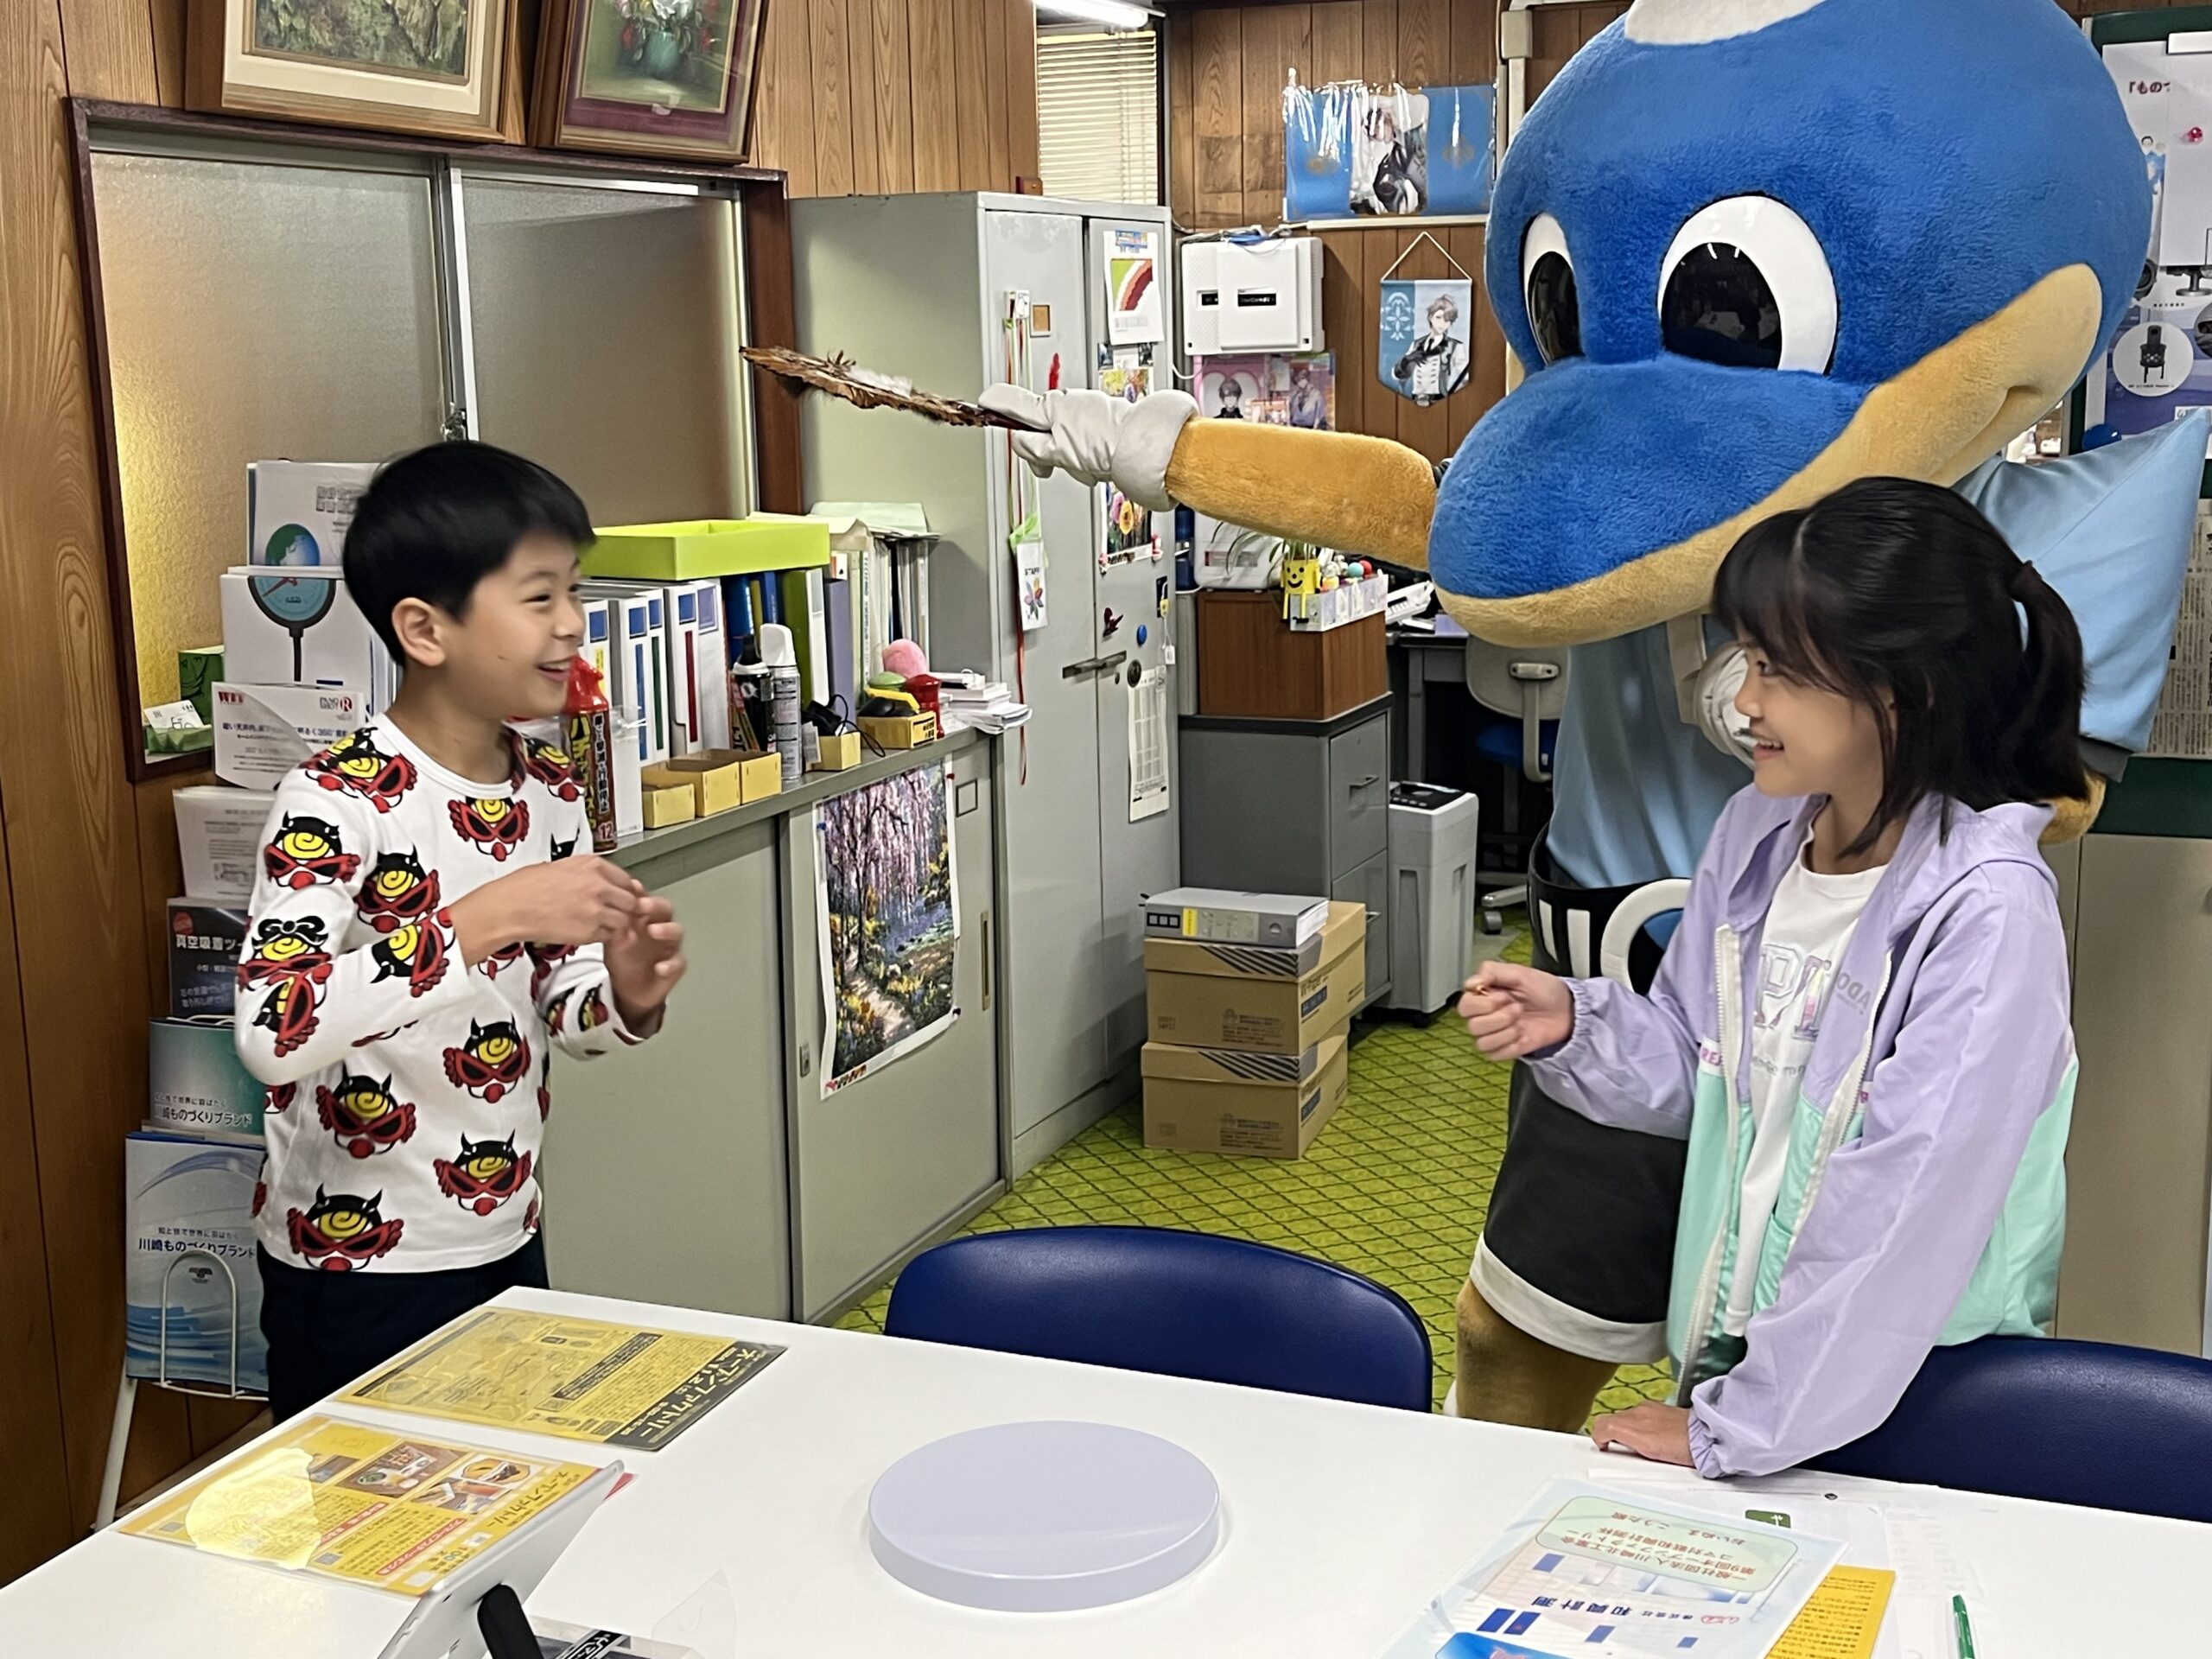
[
  {"x1": 1810, "y1": 1334, "x2": 2212, "y2": 1523},
  {"x1": 885, "y1": 1226, "x2": 1434, "y2": 1413},
  {"x1": 1463, "y1": 638, "x2": 1568, "y2": 931}
]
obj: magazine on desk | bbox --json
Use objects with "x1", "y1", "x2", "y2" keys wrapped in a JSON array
[{"x1": 1383, "y1": 1478, "x2": 1843, "y2": 1659}]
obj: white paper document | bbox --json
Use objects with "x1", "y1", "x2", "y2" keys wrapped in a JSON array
[{"x1": 1128, "y1": 668, "x2": 1170, "y2": 822}]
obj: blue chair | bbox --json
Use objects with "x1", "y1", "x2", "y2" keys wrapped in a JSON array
[
  {"x1": 884, "y1": 1226, "x2": 1434, "y2": 1413},
  {"x1": 1809, "y1": 1335, "x2": 2212, "y2": 1523},
  {"x1": 1465, "y1": 638, "x2": 1566, "y2": 931}
]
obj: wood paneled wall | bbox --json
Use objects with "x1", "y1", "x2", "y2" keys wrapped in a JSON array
[
  {"x1": 746, "y1": 0, "x2": 1040, "y2": 197},
  {"x1": 0, "y1": 0, "x2": 269, "y2": 1587}
]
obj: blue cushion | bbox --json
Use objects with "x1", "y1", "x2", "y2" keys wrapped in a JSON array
[
  {"x1": 1475, "y1": 716, "x2": 1558, "y2": 772},
  {"x1": 1955, "y1": 413, "x2": 2208, "y2": 757}
]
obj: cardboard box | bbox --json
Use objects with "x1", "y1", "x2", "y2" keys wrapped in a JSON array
[
  {"x1": 860, "y1": 711, "x2": 937, "y2": 749},
  {"x1": 644, "y1": 749, "x2": 780, "y2": 818},
  {"x1": 814, "y1": 730, "x2": 863, "y2": 772},
  {"x1": 1145, "y1": 900, "x2": 1366, "y2": 1054},
  {"x1": 175, "y1": 785, "x2": 276, "y2": 903},
  {"x1": 212, "y1": 683, "x2": 364, "y2": 790},
  {"x1": 125, "y1": 1131, "x2": 267, "y2": 1392},
  {"x1": 582, "y1": 518, "x2": 831, "y2": 581},
  {"x1": 168, "y1": 900, "x2": 248, "y2": 1018},
  {"x1": 219, "y1": 569, "x2": 396, "y2": 712},
  {"x1": 735, "y1": 751, "x2": 782, "y2": 802},
  {"x1": 639, "y1": 779, "x2": 696, "y2": 829},
  {"x1": 149, "y1": 1017, "x2": 266, "y2": 1137},
  {"x1": 1141, "y1": 1029, "x2": 1350, "y2": 1159},
  {"x1": 248, "y1": 460, "x2": 376, "y2": 567}
]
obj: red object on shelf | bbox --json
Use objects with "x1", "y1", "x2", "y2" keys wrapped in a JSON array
[{"x1": 903, "y1": 675, "x2": 942, "y2": 716}]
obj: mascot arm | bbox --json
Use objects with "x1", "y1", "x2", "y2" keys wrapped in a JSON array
[
  {"x1": 1165, "y1": 419, "x2": 1438, "y2": 569},
  {"x1": 979, "y1": 385, "x2": 1435, "y2": 569}
]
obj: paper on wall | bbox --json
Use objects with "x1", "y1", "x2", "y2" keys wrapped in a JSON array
[
  {"x1": 1107, "y1": 227, "x2": 1165, "y2": 346},
  {"x1": 1129, "y1": 667, "x2": 1170, "y2": 823}
]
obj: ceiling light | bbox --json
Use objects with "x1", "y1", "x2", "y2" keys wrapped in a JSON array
[{"x1": 1030, "y1": 0, "x2": 1155, "y2": 30}]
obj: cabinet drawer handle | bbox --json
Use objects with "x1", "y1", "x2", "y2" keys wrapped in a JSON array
[
  {"x1": 1351, "y1": 774, "x2": 1382, "y2": 790},
  {"x1": 1366, "y1": 908, "x2": 1382, "y2": 922}
]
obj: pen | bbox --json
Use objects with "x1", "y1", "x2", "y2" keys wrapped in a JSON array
[{"x1": 1952, "y1": 1594, "x2": 1977, "y2": 1659}]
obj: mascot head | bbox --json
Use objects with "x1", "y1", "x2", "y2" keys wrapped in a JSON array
[{"x1": 1431, "y1": 0, "x2": 2149, "y2": 645}]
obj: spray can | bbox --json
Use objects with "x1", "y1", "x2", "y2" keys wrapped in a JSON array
[
  {"x1": 563, "y1": 656, "x2": 619, "y2": 852},
  {"x1": 758, "y1": 622, "x2": 803, "y2": 787}
]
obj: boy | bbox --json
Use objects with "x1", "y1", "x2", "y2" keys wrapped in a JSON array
[{"x1": 235, "y1": 442, "x2": 686, "y2": 1420}]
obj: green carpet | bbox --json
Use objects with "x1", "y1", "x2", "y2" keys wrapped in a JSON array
[{"x1": 835, "y1": 928, "x2": 1674, "y2": 1418}]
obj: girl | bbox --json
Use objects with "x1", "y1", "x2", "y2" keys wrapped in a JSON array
[{"x1": 1459, "y1": 478, "x2": 2086, "y2": 1478}]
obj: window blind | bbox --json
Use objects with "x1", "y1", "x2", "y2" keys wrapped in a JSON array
[{"x1": 1037, "y1": 29, "x2": 1160, "y2": 205}]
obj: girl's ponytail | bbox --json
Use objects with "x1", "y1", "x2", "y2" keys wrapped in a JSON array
[{"x1": 2000, "y1": 562, "x2": 2089, "y2": 809}]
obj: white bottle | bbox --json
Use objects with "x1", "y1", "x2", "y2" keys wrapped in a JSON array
[{"x1": 758, "y1": 623, "x2": 804, "y2": 787}]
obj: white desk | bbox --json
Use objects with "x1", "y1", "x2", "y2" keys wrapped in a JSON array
[{"x1": 3, "y1": 1287, "x2": 2202, "y2": 1655}]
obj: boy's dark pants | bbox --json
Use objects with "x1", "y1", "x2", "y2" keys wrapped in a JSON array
[{"x1": 257, "y1": 1236, "x2": 549, "y2": 1421}]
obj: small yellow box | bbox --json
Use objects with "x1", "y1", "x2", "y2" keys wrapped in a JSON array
[
  {"x1": 814, "y1": 731, "x2": 863, "y2": 772},
  {"x1": 860, "y1": 712, "x2": 938, "y2": 750},
  {"x1": 646, "y1": 755, "x2": 741, "y2": 817},
  {"x1": 734, "y1": 752, "x2": 782, "y2": 803},
  {"x1": 639, "y1": 780, "x2": 696, "y2": 829}
]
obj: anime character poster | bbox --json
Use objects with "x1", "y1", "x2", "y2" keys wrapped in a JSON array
[
  {"x1": 1380, "y1": 279, "x2": 1473, "y2": 404},
  {"x1": 1285, "y1": 79, "x2": 1494, "y2": 222}
]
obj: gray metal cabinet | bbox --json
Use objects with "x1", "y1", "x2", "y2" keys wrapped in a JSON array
[
  {"x1": 1179, "y1": 699, "x2": 1393, "y2": 1007},
  {"x1": 541, "y1": 822, "x2": 792, "y2": 1318},
  {"x1": 785, "y1": 747, "x2": 1004, "y2": 1321},
  {"x1": 2058, "y1": 834, "x2": 2212, "y2": 1358}
]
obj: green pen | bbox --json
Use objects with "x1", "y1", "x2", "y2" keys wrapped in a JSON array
[{"x1": 1952, "y1": 1594, "x2": 1978, "y2": 1659}]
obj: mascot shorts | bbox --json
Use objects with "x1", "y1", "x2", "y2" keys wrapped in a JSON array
[{"x1": 1470, "y1": 838, "x2": 1688, "y2": 1365}]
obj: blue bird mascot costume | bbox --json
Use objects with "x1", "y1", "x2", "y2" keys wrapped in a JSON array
[{"x1": 984, "y1": 0, "x2": 2206, "y2": 1433}]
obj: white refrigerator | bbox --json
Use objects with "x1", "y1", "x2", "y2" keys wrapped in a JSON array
[{"x1": 789, "y1": 193, "x2": 1181, "y2": 1172}]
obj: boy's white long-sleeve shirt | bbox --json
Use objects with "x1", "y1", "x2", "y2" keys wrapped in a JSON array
[{"x1": 235, "y1": 717, "x2": 643, "y2": 1273}]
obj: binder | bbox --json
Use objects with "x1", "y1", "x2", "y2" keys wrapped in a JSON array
[
  {"x1": 689, "y1": 579, "x2": 733, "y2": 748},
  {"x1": 823, "y1": 574, "x2": 858, "y2": 715},
  {"x1": 582, "y1": 597, "x2": 613, "y2": 692},
  {"x1": 669, "y1": 585, "x2": 702, "y2": 755},
  {"x1": 780, "y1": 568, "x2": 831, "y2": 708}
]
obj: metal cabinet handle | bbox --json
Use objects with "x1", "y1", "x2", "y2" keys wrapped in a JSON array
[
  {"x1": 1062, "y1": 657, "x2": 1103, "y2": 679},
  {"x1": 1093, "y1": 652, "x2": 1128, "y2": 677},
  {"x1": 1352, "y1": 774, "x2": 1382, "y2": 790}
]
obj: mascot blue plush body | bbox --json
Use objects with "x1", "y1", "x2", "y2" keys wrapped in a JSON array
[{"x1": 984, "y1": 0, "x2": 2206, "y2": 1456}]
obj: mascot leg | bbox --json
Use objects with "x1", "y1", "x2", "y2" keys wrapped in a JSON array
[
  {"x1": 1449, "y1": 1276, "x2": 1618, "y2": 1431},
  {"x1": 1445, "y1": 835, "x2": 1689, "y2": 1427}
]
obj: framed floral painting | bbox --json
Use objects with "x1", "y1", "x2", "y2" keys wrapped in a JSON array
[
  {"x1": 534, "y1": 0, "x2": 768, "y2": 162},
  {"x1": 186, "y1": 0, "x2": 514, "y2": 141}
]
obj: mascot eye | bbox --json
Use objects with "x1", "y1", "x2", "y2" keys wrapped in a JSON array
[
  {"x1": 1521, "y1": 213, "x2": 1582, "y2": 366},
  {"x1": 1659, "y1": 197, "x2": 1836, "y2": 373}
]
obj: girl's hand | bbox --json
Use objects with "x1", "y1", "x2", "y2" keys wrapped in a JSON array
[
  {"x1": 1458, "y1": 962, "x2": 1574, "y2": 1059},
  {"x1": 1591, "y1": 1403, "x2": 1695, "y2": 1466}
]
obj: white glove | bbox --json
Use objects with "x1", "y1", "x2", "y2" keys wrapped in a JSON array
[{"x1": 977, "y1": 385, "x2": 1198, "y2": 512}]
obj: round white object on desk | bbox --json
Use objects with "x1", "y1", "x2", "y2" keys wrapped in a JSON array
[{"x1": 867, "y1": 1421, "x2": 1221, "y2": 1612}]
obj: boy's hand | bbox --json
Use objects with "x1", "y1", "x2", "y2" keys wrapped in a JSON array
[
  {"x1": 450, "y1": 855, "x2": 642, "y2": 963},
  {"x1": 1591, "y1": 1403, "x2": 1695, "y2": 1467},
  {"x1": 1459, "y1": 962, "x2": 1574, "y2": 1059},
  {"x1": 606, "y1": 894, "x2": 685, "y2": 1032}
]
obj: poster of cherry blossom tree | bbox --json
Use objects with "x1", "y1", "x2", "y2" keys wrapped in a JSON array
[{"x1": 816, "y1": 766, "x2": 959, "y2": 1096}]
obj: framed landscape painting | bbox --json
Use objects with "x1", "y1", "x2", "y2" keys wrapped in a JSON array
[
  {"x1": 534, "y1": 0, "x2": 768, "y2": 162},
  {"x1": 187, "y1": 0, "x2": 513, "y2": 141}
]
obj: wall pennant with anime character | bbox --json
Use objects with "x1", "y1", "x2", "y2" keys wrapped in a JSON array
[
  {"x1": 444, "y1": 1019, "x2": 531, "y2": 1103},
  {"x1": 316, "y1": 1070, "x2": 418, "y2": 1159},
  {"x1": 449, "y1": 797, "x2": 529, "y2": 861},
  {"x1": 287, "y1": 1185, "x2": 405, "y2": 1271},
  {"x1": 355, "y1": 849, "x2": 442, "y2": 934},
  {"x1": 518, "y1": 738, "x2": 582, "y2": 804},
  {"x1": 238, "y1": 917, "x2": 334, "y2": 1058},
  {"x1": 263, "y1": 814, "x2": 361, "y2": 891},
  {"x1": 370, "y1": 917, "x2": 450, "y2": 998},
  {"x1": 434, "y1": 1133, "x2": 535, "y2": 1216},
  {"x1": 311, "y1": 728, "x2": 417, "y2": 814}
]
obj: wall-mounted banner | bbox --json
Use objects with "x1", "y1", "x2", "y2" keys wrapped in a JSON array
[
  {"x1": 1377, "y1": 232, "x2": 1475, "y2": 404},
  {"x1": 1284, "y1": 77, "x2": 1494, "y2": 223}
]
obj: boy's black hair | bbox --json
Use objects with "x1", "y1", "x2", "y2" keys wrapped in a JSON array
[
  {"x1": 344, "y1": 442, "x2": 592, "y2": 658},
  {"x1": 1713, "y1": 476, "x2": 2088, "y2": 858}
]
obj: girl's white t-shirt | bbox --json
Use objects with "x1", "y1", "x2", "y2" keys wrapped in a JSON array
[{"x1": 1726, "y1": 841, "x2": 1885, "y2": 1336}]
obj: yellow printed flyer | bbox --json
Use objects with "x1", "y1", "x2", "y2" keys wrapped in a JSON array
[
  {"x1": 339, "y1": 1307, "x2": 784, "y2": 1449},
  {"x1": 120, "y1": 1417, "x2": 598, "y2": 1596}
]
